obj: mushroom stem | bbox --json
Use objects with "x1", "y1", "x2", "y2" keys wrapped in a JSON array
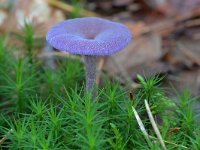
[{"x1": 84, "y1": 55, "x2": 97, "y2": 99}]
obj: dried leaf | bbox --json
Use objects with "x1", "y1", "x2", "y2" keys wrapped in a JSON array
[{"x1": 104, "y1": 33, "x2": 162, "y2": 76}]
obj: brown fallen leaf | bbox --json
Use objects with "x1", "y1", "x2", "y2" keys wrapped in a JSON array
[
  {"x1": 167, "y1": 127, "x2": 181, "y2": 136},
  {"x1": 161, "y1": 38, "x2": 200, "y2": 71},
  {"x1": 104, "y1": 33, "x2": 162, "y2": 76},
  {"x1": 125, "y1": 7, "x2": 200, "y2": 38},
  {"x1": 129, "y1": 61, "x2": 170, "y2": 79},
  {"x1": 167, "y1": 70, "x2": 200, "y2": 96},
  {"x1": 178, "y1": 44, "x2": 200, "y2": 66}
]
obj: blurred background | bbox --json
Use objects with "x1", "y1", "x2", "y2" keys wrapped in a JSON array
[{"x1": 0, "y1": 0, "x2": 200, "y2": 96}]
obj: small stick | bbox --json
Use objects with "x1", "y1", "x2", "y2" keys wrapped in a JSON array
[
  {"x1": 96, "y1": 57, "x2": 106, "y2": 86},
  {"x1": 39, "y1": 51, "x2": 83, "y2": 62},
  {"x1": 0, "y1": 129, "x2": 13, "y2": 145},
  {"x1": 183, "y1": 18, "x2": 200, "y2": 28},
  {"x1": 145, "y1": 100, "x2": 166, "y2": 150},
  {"x1": 149, "y1": 135, "x2": 188, "y2": 149},
  {"x1": 46, "y1": 0, "x2": 99, "y2": 17}
]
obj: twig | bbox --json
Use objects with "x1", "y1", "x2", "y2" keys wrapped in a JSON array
[
  {"x1": 39, "y1": 51, "x2": 83, "y2": 61},
  {"x1": 96, "y1": 57, "x2": 106, "y2": 86},
  {"x1": 183, "y1": 18, "x2": 200, "y2": 28},
  {"x1": 149, "y1": 135, "x2": 188, "y2": 149},
  {"x1": 145, "y1": 100, "x2": 167, "y2": 150},
  {"x1": 39, "y1": 51, "x2": 70, "y2": 57},
  {"x1": 46, "y1": 0, "x2": 99, "y2": 17},
  {"x1": 0, "y1": 129, "x2": 13, "y2": 145}
]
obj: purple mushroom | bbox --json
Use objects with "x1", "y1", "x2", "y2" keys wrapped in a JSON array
[{"x1": 46, "y1": 17, "x2": 132, "y2": 99}]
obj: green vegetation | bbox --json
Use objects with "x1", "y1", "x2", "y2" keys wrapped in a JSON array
[{"x1": 0, "y1": 23, "x2": 199, "y2": 150}]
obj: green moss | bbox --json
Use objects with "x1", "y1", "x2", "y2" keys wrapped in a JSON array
[{"x1": 0, "y1": 24, "x2": 199, "y2": 150}]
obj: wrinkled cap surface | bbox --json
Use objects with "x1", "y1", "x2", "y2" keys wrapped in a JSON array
[{"x1": 46, "y1": 17, "x2": 132, "y2": 55}]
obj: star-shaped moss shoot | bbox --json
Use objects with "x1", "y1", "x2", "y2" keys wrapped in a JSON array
[{"x1": 46, "y1": 17, "x2": 132, "y2": 99}]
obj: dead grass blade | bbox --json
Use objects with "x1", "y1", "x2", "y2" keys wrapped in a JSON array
[
  {"x1": 144, "y1": 99, "x2": 166, "y2": 150},
  {"x1": 46, "y1": 0, "x2": 99, "y2": 17},
  {"x1": 0, "y1": 129, "x2": 13, "y2": 145},
  {"x1": 132, "y1": 104, "x2": 188, "y2": 149},
  {"x1": 132, "y1": 106, "x2": 149, "y2": 139}
]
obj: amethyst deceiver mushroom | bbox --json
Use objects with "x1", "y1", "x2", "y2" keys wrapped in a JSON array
[{"x1": 46, "y1": 17, "x2": 132, "y2": 98}]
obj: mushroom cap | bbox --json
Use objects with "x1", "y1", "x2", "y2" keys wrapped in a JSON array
[{"x1": 46, "y1": 17, "x2": 132, "y2": 55}]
